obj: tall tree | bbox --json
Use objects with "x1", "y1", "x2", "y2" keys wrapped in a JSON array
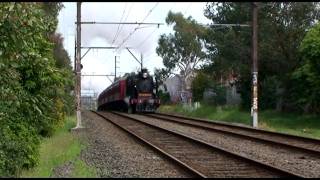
[
  {"x1": 40, "y1": 2, "x2": 75, "y2": 116},
  {"x1": 0, "y1": 2, "x2": 73, "y2": 176},
  {"x1": 156, "y1": 11, "x2": 208, "y2": 92},
  {"x1": 203, "y1": 2, "x2": 320, "y2": 111},
  {"x1": 288, "y1": 23, "x2": 320, "y2": 113}
]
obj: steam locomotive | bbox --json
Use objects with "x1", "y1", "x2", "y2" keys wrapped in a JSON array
[{"x1": 97, "y1": 68, "x2": 160, "y2": 113}]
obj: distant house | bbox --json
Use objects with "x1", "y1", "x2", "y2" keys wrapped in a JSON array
[
  {"x1": 162, "y1": 75, "x2": 181, "y2": 102},
  {"x1": 218, "y1": 72, "x2": 241, "y2": 105},
  {"x1": 160, "y1": 69, "x2": 241, "y2": 105},
  {"x1": 162, "y1": 70, "x2": 197, "y2": 103}
]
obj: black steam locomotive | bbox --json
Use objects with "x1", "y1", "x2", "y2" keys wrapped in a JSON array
[{"x1": 97, "y1": 68, "x2": 160, "y2": 113}]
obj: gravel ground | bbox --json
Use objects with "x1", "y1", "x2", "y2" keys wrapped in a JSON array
[
  {"x1": 128, "y1": 113, "x2": 320, "y2": 178},
  {"x1": 79, "y1": 110, "x2": 193, "y2": 178},
  {"x1": 51, "y1": 161, "x2": 74, "y2": 178}
]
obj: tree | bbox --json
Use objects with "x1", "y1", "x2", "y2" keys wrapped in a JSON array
[
  {"x1": 0, "y1": 2, "x2": 73, "y2": 176},
  {"x1": 156, "y1": 11, "x2": 208, "y2": 92},
  {"x1": 40, "y1": 2, "x2": 75, "y2": 116},
  {"x1": 191, "y1": 72, "x2": 210, "y2": 102},
  {"x1": 203, "y1": 2, "x2": 320, "y2": 111},
  {"x1": 154, "y1": 68, "x2": 170, "y2": 85},
  {"x1": 288, "y1": 23, "x2": 320, "y2": 113},
  {"x1": 50, "y1": 33, "x2": 75, "y2": 115}
]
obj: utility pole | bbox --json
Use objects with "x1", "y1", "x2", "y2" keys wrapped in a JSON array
[
  {"x1": 114, "y1": 56, "x2": 120, "y2": 81},
  {"x1": 115, "y1": 56, "x2": 117, "y2": 79},
  {"x1": 251, "y1": 2, "x2": 258, "y2": 128},
  {"x1": 74, "y1": 36, "x2": 76, "y2": 73},
  {"x1": 140, "y1": 53, "x2": 143, "y2": 70},
  {"x1": 73, "y1": 2, "x2": 83, "y2": 129}
]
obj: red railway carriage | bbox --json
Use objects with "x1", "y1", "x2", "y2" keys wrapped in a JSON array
[
  {"x1": 97, "y1": 68, "x2": 160, "y2": 113},
  {"x1": 97, "y1": 79, "x2": 126, "y2": 107}
]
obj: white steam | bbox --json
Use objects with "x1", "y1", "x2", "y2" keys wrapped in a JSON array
[{"x1": 81, "y1": 2, "x2": 161, "y2": 55}]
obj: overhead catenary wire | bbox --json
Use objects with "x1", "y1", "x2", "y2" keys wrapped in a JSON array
[
  {"x1": 111, "y1": 3, "x2": 127, "y2": 47},
  {"x1": 134, "y1": 3, "x2": 173, "y2": 69},
  {"x1": 115, "y1": 2, "x2": 159, "y2": 53},
  {"x1": 137, "y1": 3, "x2": 175, "y2": 69},
  {"x1": 112, "y1": 3, "x2": 134, "y2": 47},
  {"x1": 117, "y1": 3, "x2": 159, "y2": 49}
]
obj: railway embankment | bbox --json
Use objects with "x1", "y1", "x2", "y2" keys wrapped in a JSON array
[
  {"x1": 79, "y1": 110, "x2": 193, "y2": 178},
  {"x1": 158, "y1": 104, "x2": 320, "y2": 139},
  {"x1": 20, "y1": 116, "x2": 97, "y2": 178},
  {"x1": 20, "y1": 108, "x2": 320, "y2": 177}
]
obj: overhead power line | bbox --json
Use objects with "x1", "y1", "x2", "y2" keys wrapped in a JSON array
[
  {"x1": 116, "y1": 3, "x2": 159, "y2": 52},
  {"x1": 111, "y1": 3, "x2": 127, "y2": 47},
  {"x1": 114, "y1": 3, "x2": 134, "y2": 45}
]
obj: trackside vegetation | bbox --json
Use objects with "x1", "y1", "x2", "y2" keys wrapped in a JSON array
[
  {"x1": 21, "y1": 116, "x2": 97, "y2": 178},
  {"x1": 158, "y1": 104, "x2": 320, "y2": 139},
  {"x1": 0, "y1": 3, "x2": 74, "y2": 177}
]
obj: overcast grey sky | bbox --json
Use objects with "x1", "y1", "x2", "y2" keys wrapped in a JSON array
[{"x1": 57, "y1": 2, "x2": 211, "y2": 95}]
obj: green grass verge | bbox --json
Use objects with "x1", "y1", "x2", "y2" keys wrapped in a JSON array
[
  {"x1": 158, "y1": 104, "x2": 320, "y2": 139},
  {"x1": 21, "y1": 116, "x2": 97, "y2": 177}
]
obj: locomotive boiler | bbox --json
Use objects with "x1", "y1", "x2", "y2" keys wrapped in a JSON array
[{"x1": 97, "y1": 68, "x2": 160, "y2": 113}]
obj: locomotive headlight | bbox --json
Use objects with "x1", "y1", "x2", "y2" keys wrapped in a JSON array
[{"x1": 143, "y1": 72, "x2": 148, "y2": 78}]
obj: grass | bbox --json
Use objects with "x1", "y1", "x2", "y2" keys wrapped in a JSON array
[
  {"x1": 71, "y1": 158, "x2": 97, "y2": 177},
  {"x1": 21, "y1": 116, "x2": 97, "y2": 178},
  {"x1": 158, "y1": 103, "x2": 320, "y2": 139}
]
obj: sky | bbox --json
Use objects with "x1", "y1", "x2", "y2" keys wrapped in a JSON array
[{"x1": 57, "y1": 2, "x2": 212, "y2": 95}]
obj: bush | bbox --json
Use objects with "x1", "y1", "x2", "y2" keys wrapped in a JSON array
[
  {"x1": 286, "y1": 23, "x2": 320, "y2": 114},
  {"x1": 191, "y1": 72, "x2": 211, "y2": 102},
  {"x1": 0, "y1": 3, "x2": 73, "y2": 176},
  {"x1": 158, "y1": 90, "x2": 171, "y2": 104},
  {"x1": 211, "y1": 85, "x2": 227, "y2": 105}
]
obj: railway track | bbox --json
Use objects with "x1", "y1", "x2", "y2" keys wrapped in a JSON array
[
  {"x1": 127, "y1": 112, "x2": 320, "y2": 178},
  {"x1": 147, "y1": 112, "x2": 320, "y2": 154},
  {"x1": 92, "y1": 110, "x2": 300, "y2": 178}
]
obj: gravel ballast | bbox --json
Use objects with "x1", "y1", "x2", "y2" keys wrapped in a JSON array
[
  {"x1": 79, "y1": 110, "x2": 192, "y2": 178},
  {"x1": 127, "y1": 113, "x2": 320, "y2": 178},
  {"x1": 51, "y1": 161, "x2": 74, "y2": 178}
]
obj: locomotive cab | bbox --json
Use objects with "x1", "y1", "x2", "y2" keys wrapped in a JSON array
[{"x1": 134, "y1": 68, "x2": 159, "y2": 113}]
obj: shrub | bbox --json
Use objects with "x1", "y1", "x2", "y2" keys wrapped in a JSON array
[
  {"x1": 0, "y1": 3, "x2": 73, "y2": 176},
  {"x1": 158, "y1": 90, "x2": 171, "y2": 104}
]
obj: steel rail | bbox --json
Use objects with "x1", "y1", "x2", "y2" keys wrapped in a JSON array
[
  {"x1": 109, "y1": 111, "x2": 302, "y2": 177},
  {"x1": 155, "y1": 112, "x2": 320, "y2": 146},
  {"x1": 91, "y1": 110, "x2": 204, "y2": 178},
  {"x1": 144, "y1": 113, "x2": 320, "y2": 156}
]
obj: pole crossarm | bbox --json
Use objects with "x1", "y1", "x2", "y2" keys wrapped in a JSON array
[
  {"x1": 77, "y1": 21, "x2": 164, "y2": 26},
  {"x1": 80, "y1": 46, "x2": 132, "y2": 60},
  {"x1": 106, "y1": 76, "x2": 113, "y2": 83},
  {"x1": 126, "y1": 48, "x2": 141, "y2": 65},
  {"x1": 201, "y1": 24, "x2": 252, "y2": 28},
  {"x1": 212, "y1": 23, "x2": 250, "y2": 27},
  {"x1": 80, "y1": 46, "x2": 132, "y2": 49},
  {"x1": 81, "y1": 48, "x2": 91, "y2": 60},
  {"x1": 81, "y1": 74, "x2": 115, "y2": 77}
]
